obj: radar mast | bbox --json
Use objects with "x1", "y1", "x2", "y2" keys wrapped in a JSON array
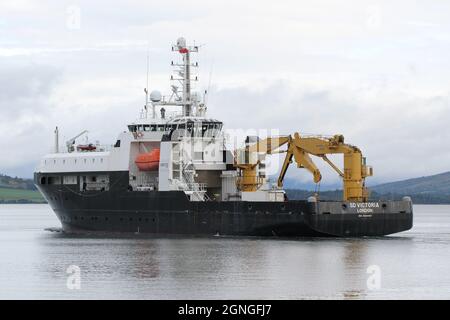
[{"x1": 150, "y1": 37, "x2": 206, "y2": 119}]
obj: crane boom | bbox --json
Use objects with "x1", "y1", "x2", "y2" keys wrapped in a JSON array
[
  {"x1": 277, "y1": 142, "x2": 322, "y2": 187},
  {"x1": 284, "y1": 133, "x2": 373, "y2": 202},
  {"x1": 234, "y1": 136, "x2": 290, "y2": 192},
  {"x1": 66, "y1": 130, "x2": 89, "y2": 152},
  {"x1": 246, "y1": 136, "x2": 290, "y2": 154},
  {"x1": 235, "y1": 132, "x2": 373, "y2": 202}
]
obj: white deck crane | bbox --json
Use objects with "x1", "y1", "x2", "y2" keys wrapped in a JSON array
[{"x1": 66, "y1": 130, "x2": 88, "y2": 152}]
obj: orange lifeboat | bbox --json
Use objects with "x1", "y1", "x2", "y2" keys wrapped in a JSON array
[{"x1": 135, "y1": 148, "x2": 160, "y2": 171}]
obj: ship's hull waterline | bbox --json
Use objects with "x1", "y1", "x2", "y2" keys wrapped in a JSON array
[{"x1": 35, "y1": 172, "x2": 413, "y2": 237}]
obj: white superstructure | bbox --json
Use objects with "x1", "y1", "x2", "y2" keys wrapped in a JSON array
[{"x1": 36, "y1": 37, "x2": 283, "y2": 202}]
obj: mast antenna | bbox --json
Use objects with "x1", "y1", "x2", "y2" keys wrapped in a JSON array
[
  {"x1": 145, "y1": 48, "x2": 150, "y2": 118},
  {"x1": 146, "y1": 49, "x2": 150, "y2": 92},
  {"x1": 205, "y1": 57, "x2": 214, "y2": 106}
]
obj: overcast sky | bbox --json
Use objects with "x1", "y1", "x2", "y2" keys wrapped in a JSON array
[{"x1": 1, "y1": 0, "x2": 450, "y2": 186}]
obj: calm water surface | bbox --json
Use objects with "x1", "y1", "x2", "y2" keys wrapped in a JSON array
[{"x1": 0, "y1": 204, "x2": 449, "y2": 299}]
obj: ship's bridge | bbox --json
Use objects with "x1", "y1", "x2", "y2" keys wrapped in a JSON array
[
  {"x1": 128, "y1": 117, "x2": 223, "y2": 139},
  {"x1": 167, "y1": 117, "x2": 222, "y2": 138}
]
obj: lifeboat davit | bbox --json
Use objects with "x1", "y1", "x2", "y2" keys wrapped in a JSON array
[{"x1": 135, "y1": 148, "x2": 160, "y2": 171}]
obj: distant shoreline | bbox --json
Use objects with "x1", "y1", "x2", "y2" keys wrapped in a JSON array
[
  {"x1": 0, "y1": 186, "x2": 45, "y2": 204},
  {"x1": 0, "y1": 200, "x2": 47, "y2": 204}
]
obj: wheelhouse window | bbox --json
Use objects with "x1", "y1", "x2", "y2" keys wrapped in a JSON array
[
  {"x1": 47, "y1": 176, "x2": 61, "y2": 185},
  {"x1": 200, "y1": 121, "x2": 223, "y2": 137}
]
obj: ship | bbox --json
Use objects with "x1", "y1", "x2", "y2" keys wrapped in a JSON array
[{"x1": 34, "y1": 37, "x2": 413, "y2": 237}]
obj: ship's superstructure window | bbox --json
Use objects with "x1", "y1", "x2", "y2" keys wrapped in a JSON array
[
  {"x1": 114, "y1": 140, "x2": 121, "y2": 148},
  {"x1": 80, "y1": 175, "x2": 109, "y2": 192},
  {"x1": 47, "y1": 176, "x2": 61, "y2": 185},
  {"x1": 128, "y1": 124, "x2": 170, "y2": 133},
  {"x1": 63, "y1": 176, "x2": 77, "y2": 185},
  {"x1": 166, "y1": 120, "x2": 223, "y2": 139},
  {"x1": 194, "y1": 152, "x2": 203, "y2": 160}
]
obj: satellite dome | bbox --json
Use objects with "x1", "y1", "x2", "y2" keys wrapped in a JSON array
[
  {"x1": 176, "y1": 37, "x2": 186, "y2": 49},
  {"x1": 150, "y1": 90, "x2": 162, "y2": 102}
]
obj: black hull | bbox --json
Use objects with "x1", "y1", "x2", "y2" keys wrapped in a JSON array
[{"x1": 35, "y1": 171, "x2": 413, "y2": 237}]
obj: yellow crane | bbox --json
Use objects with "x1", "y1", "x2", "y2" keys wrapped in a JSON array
[
  {"x1": 234, "y1": 133, "x2": 373, "y2": 202},
  {"x1": 234, "y1": 136, "x2": 290, "y2": 192}
]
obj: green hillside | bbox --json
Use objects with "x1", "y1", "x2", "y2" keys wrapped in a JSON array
[
  {"x1": 0, "y1": 187, "x2": 45, "y2": 204},
  {"x1": 371, "y1": 171, "x2": 450, "y2": 195},
  {"x1": 0, "y1": 174, "x2": 36, "y2": 190},
  {"x1": 286, "y1": 171, "x2": 450, "y2": 204}
]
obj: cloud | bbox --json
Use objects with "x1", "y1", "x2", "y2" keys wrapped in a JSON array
[
  {"x1": 1, "y1": 0, "x2": 450, "y2": 182},
  {"x1": 0, "y1": 62, "x2": 62, "y2": 174},
  {"x1": 209, "y1": 80, "x2": 450, "y2": 184}
]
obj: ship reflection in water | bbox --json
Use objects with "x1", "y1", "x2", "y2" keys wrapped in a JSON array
[{"x1": 0, "y1": 204, "x2": 449, "y2": 299}]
